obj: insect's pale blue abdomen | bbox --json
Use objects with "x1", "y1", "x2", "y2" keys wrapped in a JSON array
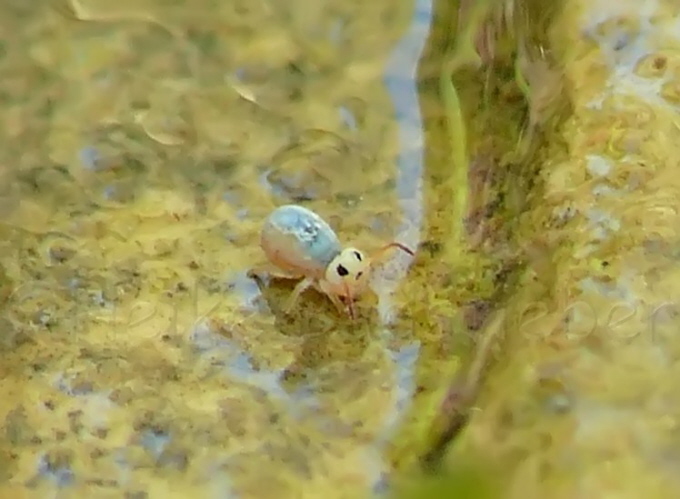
[{"x1": 262, "y1": 204, "x2": 342, "y2": 276}]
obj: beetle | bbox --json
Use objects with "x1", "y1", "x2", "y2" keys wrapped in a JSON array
[{"x1": 249, "y1": 204, "x2": 414, "y2": 319}]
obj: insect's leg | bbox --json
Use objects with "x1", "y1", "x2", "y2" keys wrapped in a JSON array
[
  {"x1": 283, "y1": 277, "x2": 314, "y2": 314},
  {"x1": 317, "y1": 279, "x2": 352, "y2": 318},
  {"x1": 248, "y1": 264, "x2": 301, "y2": 281}
]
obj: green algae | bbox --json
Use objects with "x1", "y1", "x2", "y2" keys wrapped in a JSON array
[{"x1": 3, "y1": 0, "x2": 680, "y2": 497}]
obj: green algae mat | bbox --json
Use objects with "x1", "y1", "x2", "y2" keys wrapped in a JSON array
[{"x1": 2, "y1": 0, "x2": 680, "y2": 498}]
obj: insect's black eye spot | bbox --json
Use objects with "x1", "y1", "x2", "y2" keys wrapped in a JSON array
[
  {"x1": 354, "y1": 251, "x2": 362, "y2": 261},
  {"x1": 336, "y1": 264, "x2": 349, "y2": 276},
  {"x1": 356, "y1": 271, "x2": 363, "y2": 280}
]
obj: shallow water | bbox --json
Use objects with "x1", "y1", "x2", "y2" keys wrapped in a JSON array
[{"x1": 0, "y1": 0, "x2": 506, "y2": 497}]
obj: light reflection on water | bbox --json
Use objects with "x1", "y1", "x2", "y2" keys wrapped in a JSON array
[
  {"x1": 374, "y1": 0, "x2": 431, "y2": 326},
  {"x1": 385, "y1": 0, "x2": 431, "y2": 239},
  {"x1": 370, "y1": 0, "x2": 431, "y2": 491}
]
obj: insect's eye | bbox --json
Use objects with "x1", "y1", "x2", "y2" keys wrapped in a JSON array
[
  {"x1": 336, "y1": 264, "x2": 349, "y2": 276},
  {"x1": 354, "y1": 251, "x2": 362, "y2": 261}
]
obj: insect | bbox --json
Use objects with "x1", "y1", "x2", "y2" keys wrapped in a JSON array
[{"x1": 249, "y1": 204, "x2": 414, "y2": 319}]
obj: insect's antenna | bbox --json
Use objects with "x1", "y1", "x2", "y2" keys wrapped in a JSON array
[{"x1": 369, "y1": 242, "x2": 415, "y2": 266}]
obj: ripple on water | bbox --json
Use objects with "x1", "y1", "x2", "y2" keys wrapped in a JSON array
[{"x1": 261, "y1": 131, "x2": 352, "y2": 202}]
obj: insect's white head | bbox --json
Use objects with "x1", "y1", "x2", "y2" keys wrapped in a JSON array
[
  {"x1": 320, "y1": 242, "x2": 415, "y2": 319},
  {"x1": 323, "y1": 247, "x2": 372, "y2": 299}
]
